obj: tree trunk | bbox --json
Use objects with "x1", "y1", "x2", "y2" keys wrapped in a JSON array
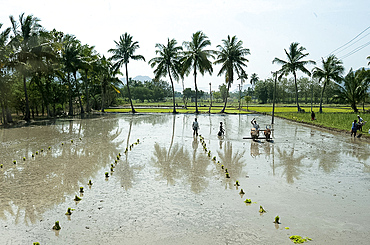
[
  {"x1": 125, "y1": 63, "x2": 136, "y2": 113},
  {"x1": 293, "y1": 72, "x2": 301, "y2": 112},
  {"x1": 68, "y1": 73, "x2": 74, "y2": 116},
  {"x1": 319, "y1": 81, "x2": 326, "y2": 113},
  {"x1": 194, "y1": 64, "x2": 199, "y2": 114},
  {"x1": 168, "y1": 67, "x2": 177, "y2": 113},
  {"x1": 23, "y1": 76, "x2": 30, "y2": 122}
]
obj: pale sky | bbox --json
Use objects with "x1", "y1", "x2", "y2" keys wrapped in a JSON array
[{"x1": 1, "y1": 0, "x2": 369, "y2": 92}]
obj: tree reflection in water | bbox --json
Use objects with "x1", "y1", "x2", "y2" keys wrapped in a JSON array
[
  {"x1": 0, "y1": 115, "x2": 122, "y2": 224},
  {"x1": 217, "y1": 141, "x2": 246, "y2": 189},
  {"x1": 275, "y1": 146, "x2": 306, "y2": 184}
]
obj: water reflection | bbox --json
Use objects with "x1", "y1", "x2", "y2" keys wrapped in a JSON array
[
  {"x1": 0, "y1": 115, "x2": 122, "y2": 224},
  {"x1": 217, "y1": 141, "x2": 246, "y2": 189},
  {"x1": 275, "y1": 146, "x2": 306, "y2": 184}
]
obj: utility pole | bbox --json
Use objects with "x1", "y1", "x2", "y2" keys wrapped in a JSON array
[
  {"x1": 272, "y1": 71, "x2": 278, "y2": 124},
  {"x1": 208, "y1": 82, "x2": 212, "y2": 113},
  {"x1": 238, "y1": 84, "x2": 241, "y2": 110}
]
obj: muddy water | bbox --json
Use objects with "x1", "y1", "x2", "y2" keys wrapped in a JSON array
[{"x1": 0, "y1": 114, "x2": 369, "y2": 245}]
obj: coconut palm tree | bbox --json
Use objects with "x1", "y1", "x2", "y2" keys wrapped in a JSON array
[
  {"x1": 214, "y1": 35, "x2": 250, "y2": 113},
  {"x1": 335, "y1": 68, "x2": 370, "y2": 112},
  {"x1": 149, "y1": 38, "x2": 183, "y2": 113},
  {"x1": 0, "y1": 23, "x2": 12, "y2": 124},
  {"x1": 250, "y1": 73, "x2": 259, "y2": 88},
  {"x1": 272, "y1": 42, "x2": 315, "y2": 112},
  {"x1": 108, "y1": 33, "x2": 145, "y2": 113},
  {"x1": 9, "y1": 13, "x2": 43, "y2": 121},
  {"x1": 182, "y1": 31, "x2": 214, "y2": 114},
  {"x1": 312, "y1": 55, "x2": 344, "y2": 113}
]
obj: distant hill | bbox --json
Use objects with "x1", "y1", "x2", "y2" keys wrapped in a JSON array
[{"x1": 133, "y1": 75, "x2": 152, "y2": 82}]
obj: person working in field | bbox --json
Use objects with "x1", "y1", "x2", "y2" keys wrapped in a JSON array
[
  {"x1": 192, "y1": 118, "x2": 199, "y2": 136},
  {"x1": 351, "y1": 120, "x2": 358, "y2": 137},
  {"x1": 251, "y1": 118, "x2": 259, "y2": 130},
  {"x1": 311, "y1": 110, "x2": 316, "y2": 120},
  {"x1": 357, "y1": 115, "x2": 366, "y2": 131}
]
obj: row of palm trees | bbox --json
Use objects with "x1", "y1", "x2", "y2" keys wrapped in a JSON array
[
  {"x1": 110, "y1": 31, "x2": 251, "y2": 114},
  {"x1": 272, "y1": 42, "x2": 369, "y2": 113},
  {"x1": 1, "y1": 13, "x2": 369, "y2": 124}
]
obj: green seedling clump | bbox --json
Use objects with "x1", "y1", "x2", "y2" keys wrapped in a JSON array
[
  {"x1": 137, "y1": 139, "x2": 139, "y2": 143},
  {"x1": 239, "y1": 189, "x2": 245, "y2": 195},
  {"x1": 62, "y1": 143, "x2": 64, "y2": 146},
  {"x1": 65, "y1": 207, "x2": 74, "y2": 215},
  {"x1": 225, "y1": 168, "x2": 228, "y2": 173},
  {"x1": 225, "y1": 173, "x2": 230, "y2": 178},
  {"x1": 33, "y1": 242, "x2": 40, "y2": 245},
  {"x1": 88, "y1": 180, "x2": 93, "y2": 185},
  {"x1": 105, "y1": 172, "x2": 109, "y2": 178},
  {"x1": 23, "y1": 157, "x2": 26, "y2": 161},
  {"x1": 52, "y1": 221, "x2": 61, "y2": 230},
  {"x1": 221, "y1": 165, "x2": 224, "y2": 169},
  {"x1": 80, "y1": 187, "x2": 84, "y2": 193},
  {"x1": 41, "y1": 149, "x2": 44, "y2": 152},
  {"x1": 13, "y1": 160, "x2": 16, "y2": 164},
  {"x1": 110, "y1": 167, "x2": 114, "y2": 172},
  {"x1": 32, "y1": 154, "x2": 34, "y2": 157},
  {"x1": 212, "y1": 156, "x2": 216, "y2": 161},
  {"x1": 259, "y1": 205, "x2": 267, "y2": 213},
  {"x1": 48, "y1": 146, "x2": 51, "y2": 150},
  {"x1": 117, "y1": 155, "x2": 120, "y2": 160},
  {"x1": 244, "y1": 199, "x2": 252, "y2": 204},
  {"x1": 235, "y1": 180, "x2": 240, "y2": 186},
  {"x1": 289, "y1": 235, "x2": 312, "y2": 244},
  {"x1": 71, "y1": 139, "x2": 73, "y2": 143},
  {"x1": 36, "y1": 151, "x2": 39, "y2": 155},
  {"x1": 0, "y1": 164, "x2": 3, "y2": 168},
  {"x1": 274, "y1": 215, "x2": 280, "y2": 224},
  {"x1": 74, "y1": 195, "x2": 82, "y2": 201}
]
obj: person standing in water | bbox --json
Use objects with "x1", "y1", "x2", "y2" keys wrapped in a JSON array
[
  {"x1": 351, "y1": 120, "x2": 358, "y2": 137},
  {"x1": 192, "y1": 118, "x2": 199, "y2": 136}
]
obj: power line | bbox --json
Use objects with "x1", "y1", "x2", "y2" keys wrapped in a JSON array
[
  {"x1": 329, "y1": 25, "x2": 370, "y2": 55},
  {"x1": 339, "y1": 40, "x2": 370, "y2": 60}
]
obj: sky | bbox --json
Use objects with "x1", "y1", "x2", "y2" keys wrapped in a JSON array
[{"x1": 1, "y1": 0, "x2": 369, "y2": 92}]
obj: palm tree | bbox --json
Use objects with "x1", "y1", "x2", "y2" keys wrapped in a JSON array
[
  {"x1": 250, "y1": 73, "x2": 259, "y2": 88},
  {"x1": 214, "y1": 35, "x2": 250, "y2": 113},
  {"x1": 335, "y1": 68, "x2": 370, "y2": 112},
  {"x1": 0, "y1": 23, "x2": 12, "y2": 124},
  {"x1": 182, "y1": 31, "x2": 214, "y2": 114},
  {"x1": 149, "y1": 38, "x2": 183, "y2": 113},
  {"x1": 312, "y1": 55, "x2": 344, "y2": 113},
  {"x1": 272, "y1": 42, "x2": 315, "y2": 112},
  {"x1": 108, "y1": 33, "x2": 145, "y2": 113},
  {"x1": 9, "y1": 13, "x2": 43, "y2": 121}
]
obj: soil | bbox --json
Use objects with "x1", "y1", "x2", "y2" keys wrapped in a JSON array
[{"x1": 0, "y1": 113, "x2": 369, "y2": 244}]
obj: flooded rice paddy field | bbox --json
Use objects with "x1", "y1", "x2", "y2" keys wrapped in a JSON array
[{"x1": 0, "y1": 113, "x2": 369, "y2": 245}]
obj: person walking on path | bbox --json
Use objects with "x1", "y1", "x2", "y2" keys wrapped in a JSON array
[{"x1": 192, "y1": 118, "x2": 199, "y2": 136}]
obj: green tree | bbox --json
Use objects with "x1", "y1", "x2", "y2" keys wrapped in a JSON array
[
  {"x1": 9, "y1": 13, "x2": 44, "y2": 121},
  {"x1": 245, "y1": 95, "x2": 252, "y2": 110},
  {"x1": 312, "y1": 55, "x2": 344, "y2": 113},
  {"x1": 182, "y1": 31, "x2": 214, "y2": 113},
  {"x1": 0, "y1": 23, "x2": 12, "y2": 124},
  {"x1": 250, "y1": 73, "x2": 259, "y2": 89},
  {"x1": 219, "y1": 83, "x2": 228, "y2": 102},
  {"x1": 214, "y1": 35, "x2": 250, "y2": 113},
  {"x1": 109, "y1": 33, "x2": 145, "y2": 113},
  {"x1": 272, "y1": 42, "x2": 315, "y2": 112},
  {"x1": 335, "y1": 68, "x2": 370, "y2": 112},
  {"x1": 149, "y1": 38, "x2": 183, "y2": 113}
]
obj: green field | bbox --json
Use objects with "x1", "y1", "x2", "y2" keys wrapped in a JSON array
[{"x1": 106, "y1": 104, "x2": 370, "y2": 139}]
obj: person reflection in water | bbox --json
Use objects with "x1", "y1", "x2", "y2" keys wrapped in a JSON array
[{"x1": 192, "y1": 118, "x2": 199, "y2": 136}]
